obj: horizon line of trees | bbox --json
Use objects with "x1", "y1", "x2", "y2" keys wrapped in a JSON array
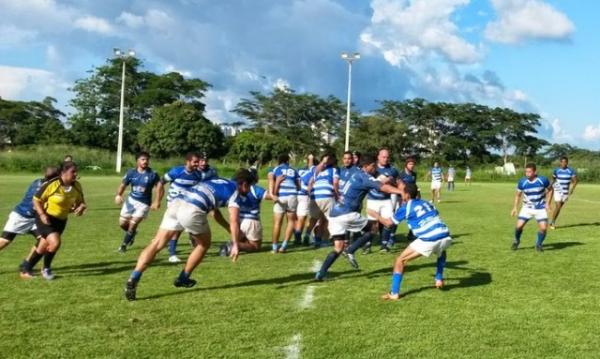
[{"x1": 1, "y1": 57, "x2": 594, "y2": 167}]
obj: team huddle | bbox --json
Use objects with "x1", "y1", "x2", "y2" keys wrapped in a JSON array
[{"x1": 0, "y1": 151, "x2": 577, "y2": 301}]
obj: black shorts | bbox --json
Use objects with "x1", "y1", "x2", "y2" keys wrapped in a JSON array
[{"x1": 35, "y1": 215, "x2": 67, "y2": 237}]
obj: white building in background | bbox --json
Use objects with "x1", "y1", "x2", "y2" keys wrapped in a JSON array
[{"x1": 219, "y1": 124, "x2": 244, "y2": 137}]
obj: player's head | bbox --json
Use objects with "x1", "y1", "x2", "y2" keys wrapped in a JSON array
[
  {"x1": 433, "y1": 161, "x2": 439, "y2": 168},
  {"x1": 60, "y1": 161, "x2": 78, "y2": 184},
  {"x1": 405, "y1": 156, "x2": 416, "y2": 171},
  {"x1": 321, "y1": 152, "x2": 336, "y2": 167},
  {"x1": 136, "y1": 151, "x2": 150, "y2": 169},
  {"x1": 352, "y1": 151, "x2": 361, "y2": 166},
  {"x1": 525, "y1": 162, "x2": 537, "y2": 179},
  {"x1": 278, "y1": 153, "x2": 290, "y2": 164},
  {"x1": 63, "y1": 154, "x2": 73, "y2": 162},
  {"x1": 198, "y1": 152, "x2": 208, "y2": 170},
  {"x1": 185, "y1": 152, "x2": 200, "y2": 171},
  {"x1": 559, "y1": 156, "x2": 568, "y2": 168},
  {"x1": 248, "y1": 167, "x2": 259, "y2": 184},
  {"x1": 44, "y1": 166, "x2": 59, "y2": 181},
  {"x1": 377, "y1": 148, "x2": 390, "y2": 166},
  {"x1": 402, "y1": 183, "x2": 419, "y2": 201},
  {"x1": 342, "y1": 151, "x2": 353, "y2": 167},
  {"x1": 359, "y1": 154, "x2": 377, "y2": 175},
  {"x1": 306, "y1": 153, "x2": 315, "y2": 166},
  {"x1": 234, "y1": 169, "x2": 254, "y2": 195}
]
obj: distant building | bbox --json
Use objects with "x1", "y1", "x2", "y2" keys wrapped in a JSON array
[{"x1": 219, "y1": 124, "x2": 245, "y2": 137}]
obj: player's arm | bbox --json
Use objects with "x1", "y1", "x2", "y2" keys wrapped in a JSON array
[
  {"x1": 151, "y1": 180, "x2": 164, "y2": 210},
  {"x1": 211, "y1": 207, "x2": 230, "y2": 233},
  {"x1": 33, "y1": 181, "x2": 52, "y2": 224},
  {"x1": 72, "y1": 184, "x2": 87, "y2": 216},
  {"x1": 367, "y1": 209, "x2": 394, "y2": 227},
  {"x1": 380, "y1": 183, "x2": 403, "y2": 195},
  {"x1": 228, "y1": 205, "x2": 241, "y2": 261},
  {"x1": 570, "y1": 175, "x2": 578, "y2": 195},
  {"x1": 333, "y1": 176, "x2": 340, "y2": 200},
  {"x1": 268, "y1": 171, "x2": 276, "y2": 198},
  {"x1": 511, "y1": 191, "x2": 522, "y2": 217},
  {"x1": 273, "y1": 174, "x2": 285, "y2": 200},
  {"x1": 115, "y1": 183, "x2": 127, "y2": 205}
]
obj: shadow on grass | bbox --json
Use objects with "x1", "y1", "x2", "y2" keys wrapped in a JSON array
[
  {"x1": 400, "y1": 271, "x2": 492, "y2": 298},
  {"x1": 514, "y1": 241, "x2": 584, "y2": 251},
  {"x1": 554, "y1": 222, "x2": 600, "y2": 229}
]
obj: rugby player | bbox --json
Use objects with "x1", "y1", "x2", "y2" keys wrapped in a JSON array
[{"x1": 549, "y1": 156, "x2": 577, "y2": 229}]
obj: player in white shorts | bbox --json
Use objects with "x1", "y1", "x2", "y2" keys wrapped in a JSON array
[
  {"x1": 306, "y1": 154, "x2": 339, "y2": 248},
  {"x1": 549, "y1": 156, "x2": 578, "y2": 229},
  {"x1": 428, "y1": 162, "x2": 444, "y2": 203},
  {"x1": 511, "y1": 163, "x2": 553, "y2": 252},
  {"x1": 269, "y1": 154, "x2": 300, "y2": 253},
  {"x1": 294, "y1": 154, "x2": 315, "y2": 246}
]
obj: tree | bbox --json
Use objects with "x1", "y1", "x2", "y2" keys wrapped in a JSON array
[
  {"x1": 228, "y1": 130, "x2": 292, "y2": 166},
  {"x1": 0, "y1": 96, "x2": 66, "y2": 146},
  {"x1": 137, "y1": 101, "x2": 225, "y2": 158},
  {"x1": 349, "y1": 115, "x2": 410, "y2": 157}
]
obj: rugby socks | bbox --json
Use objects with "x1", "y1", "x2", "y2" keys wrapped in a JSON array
[
  {"x1": 435, "y1": 251, "x2": 447, "y2": 281},
  {"x1": 168, "y1": 239, "x2": 178, "y2": 256},
  {"x1": 319, "y1": 251, "x2": 340, "y2": 275},
  {"x1": 129, "y1": 270, "x2": 142, "y2": 284},
  {"x1": 390, "y1": 272, "x2": 403, "y2": 295},
  {"x1": 346, "y1": 232, "x2": 372, "y2": 254},
  {"x1": 122, "y1": 230, "x2": 137, "y2": 246},
  {"x1": 314, "y1": 236, "x2": 322, "y2": 247},
  {"x1": 43, "y1": 252, "x2": 56, "y2": 270},
  {"x1": 272, "y1": 243, "x2": 278, "y2": 252},
  {"x1": 293, "y1": 230, "x2": 302, "y2": 244},
  {"x1": 24, "y1": 250, "x2": 44, "y2": 271},
  {"x1": 514, "y1": 228, "x2": 523, "y2": 243},
  {"x1": 177, "y1": 270, "x2": 190, "y2": 282},
  {"x1": 280, "y1": 240, "x2": 289, "y2": 251},
  {"x1": 536, "y1": 232, "x2": 546, "y2": 247},
  {"x1": 381, "y1": 227, "x2": 392, "y2": 248}
]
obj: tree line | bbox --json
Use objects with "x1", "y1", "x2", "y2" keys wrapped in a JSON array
[{"x1": 0, "y1": 57, "x2": 585, "y2": 166}]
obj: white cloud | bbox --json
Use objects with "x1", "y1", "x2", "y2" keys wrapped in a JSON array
[
  {"x1": 547, "y1": 118, "x2": 572, "y2": 142},
  {"x1": 0, "y1": 65, "x2": 68, "y2": 101},
  {"x1": 360, "y1": 0, "x2": 482, "y2": 65},
  {"x1": 116, "y1": 12, "x2": 145, "y2": 29},
  {"x1": 485, "y1": 0, "x2": 575, "y2": 44},
  {"x1": 164, "y1": 64, "x2": 192, "y2": 77},
  {"x1": 582, "y1": 124, "x2": 600, "y2": 141},
  {"x1": 74, "y1": 16, "x2": 115, "y2": 35},
  {"x1": 0, "y1": 25, "x2": 37, "y2": 46}
]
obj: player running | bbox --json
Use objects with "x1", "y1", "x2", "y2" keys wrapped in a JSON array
[
  {"x1": 124, "y1": 174, "x2": 251, "y2": 301},
  {"x1": 161, "y1": 153, "x2": 203, "y2": 263},
  {"x1": 428, "y1": 162, "x2": 444, "y2": 203},
  {"x1": 366, "y1": 148, "x2": 400, "y2": 252},
  {"x1": 369, "y1": 183, "x2": 452, "y2": 300},
  {"x1": 115, "y1": 152, "x2": 163, "y2": 252},
  {"x1": 269, "y1": 154, "x2": 300, "y2": 253},
  {"x1": 19, "y1": 162, "x2": 86, "y2": 280},
  {"x1": 549, "y1": 156, "x2": 577, "y2": 229},
  {"x1": 315, "y1": 155, "x2": 403, "y2": 279},
  {"x1": 0, "y1": 167, "x2": 58, "y2": 253},
  {"x1": 511, "y1": 163, "x2": 553, "y2": 252}
]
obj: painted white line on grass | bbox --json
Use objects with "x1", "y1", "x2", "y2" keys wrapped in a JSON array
[
  {"x1": 300, "y1": 285, "x2": 316, "y2": 309},
  {"x1": 311, "y1": 259, "x2": 322, "y2": 273},
  {"x1": 284, "y1": 334, "x2": 302, "y2": 359}
]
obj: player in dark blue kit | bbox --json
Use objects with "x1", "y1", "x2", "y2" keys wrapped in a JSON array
[
  {"x1": 315, "y1": 155, "x2": 403, "y2": 279},
  {"x1": 115, "y1": 152, "x2": 163, "y2": 253},
  {"x1": 339, "y1": 151, "x2": 359, "y2": 189}
]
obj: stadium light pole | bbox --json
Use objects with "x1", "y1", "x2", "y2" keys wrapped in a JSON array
[
  {"x1": 114, "y1": 48, "x2": 136, "y2": 173},
  {"x1": 341, "y1": 52, "x2": 360, "y2": 151}
]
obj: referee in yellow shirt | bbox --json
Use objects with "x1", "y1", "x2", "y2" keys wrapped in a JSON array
[{"x1": 19, "y1": 161, "x2": 86, "y2": 280}]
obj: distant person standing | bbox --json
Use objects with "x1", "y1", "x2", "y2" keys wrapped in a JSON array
[
  {"x1": 549, "y1": 156, "x2": 577, "y2": 229},
  {"x1": 447, "y1": 165, "x2": 456, "y2": 192},
  {"x1": 427, "y1": 162, "x2": 444, "y2": 203},
  {"x1": 465, "y1": 166, "x2": 472, "y2": 186}
]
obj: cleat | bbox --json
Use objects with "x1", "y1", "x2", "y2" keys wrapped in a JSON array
[
  {"x1": 511, "y1": 241, "x2": 520, "y2": 251},
  {"x1": 293, "y1": 237, "x2": 302, "y2": 246},
  {"x1": 118, "y1": 245, "x2": 127, "y2": 253},
  {"x1": 342, "y1": 251, "x2": 359, "y2": 269},
  {"x1": 535, "y1": 244, "x2": 544, "y2": 252},
  {"x1": 218, "y1": 243, "x2": 230, "y2": 257},
  {"x1": 41, "y1": 268, "x2": 55, "y2": 281},
  {"x1": 435, "y1": 279, "x2": 444, "y2": 289},
  {"x1": 314, "y1": 271, "x2": 326, "y2": 282},
  {"x1": 550, "y1": 224, "x2": 556, "y2": 230},
  {"x1": 379, "y1": 246, "x2": 390, "y2": 253},
  {"x1": 278, "y1": 246, "x2": 287, "y2": 253},
  {"x1": 302, "y1": 235, "x2": 310, "y2": 246},
  {"x1": 168, "y1": 255, "x2": 181, "y2": 263},
  {"x1": 174, "y1": 277, "x2": 197, "y2": 288},
  {"x1": 20, "y1": 271, "x2": 35, "y2": 280},
  {"x1": 362, "y1": 244, "x2": 372, "y2": 255},
  {"x1": 124, "y1": 281, "x2": 137, "y2": 301},
  {"x1": 382, "y1": 292, "x2": 401, "y2": 301}
]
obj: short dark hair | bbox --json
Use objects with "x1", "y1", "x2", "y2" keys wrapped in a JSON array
[
  {"x1": 61, "y1": 161, "x2": 78, "y2": 173},
  {"x1": 377, "y1": 147, "x2": 390, "y2": 155},
  {"x1": 343, "y1": 151, "x2": 353, "y2": 157},
  {"x1": 136, "y1": 151, "x2": 150, "y2": 160},
  {"x1": 359, "y1": 154, "x2": 376, "y2": 168},
  {"x1": 352, "y1": 151, "x2": 361, "y2": 157},
  {"x1": 185, "y1": 152, "x2": 200, "y2": 161},
  {"x1": 560, "y1": 156, "x2": 568, "y2": 162},
  {"x1": 278, "y1": 153, "x2": 289, "y2": 164},
  {"x1": 235, "y1": 169, "x2": 254, "y2": 185},
  {"x1": 525, "y1": 162, "x2": 537, "y2": 171},
  {"x1": 403, "y1": 183, "x2": 419, "y2": 199},
  {"x1": 248, "y1": 167, "x2": 259, "y2": 184},
  {"x1": 405, "y1": 156, "x2": 416, "y2": 164}
]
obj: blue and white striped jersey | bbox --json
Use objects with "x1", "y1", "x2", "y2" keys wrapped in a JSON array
[
  {"x1": 228, "y1": 185, "x2": 267, "y2": 220},
  {"x1": 339, "y1": 165, "x2": 359, "y2": 189},
  {"x1": 270, "y1": 164, "x2": 299, "y2": 198},
  {"x1": 311, "y1": 166, "x2": 338, "y2": 200},
  {"x1": 392, "y1": 199, "x2": 450, "y2": 242},
  {"x1": 517, "y1": 176, "x2": 551, "y2": 210},
  {"x1": 199, "y1": 166, "x2": 219, "y2": 181},
  {"x1": 552, "y1": 167, "x2": 576, "y2": 194},
  {"x1": 367, "y1": 165, "x2": 399, "y2": 201},
  {"x1": 181, "y1": 178, "x2": 237, "y2": 213},
  {"x1": 163, "y1": 166, "x2": 203, "y2": 203},
  {"x1": 431, "y1": 167, "x2": 443, "y2": 182},
  {"x1": 297, "y1": 166, "x2": 315, "y2": 196}
]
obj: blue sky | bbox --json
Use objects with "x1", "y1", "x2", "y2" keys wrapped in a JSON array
[{"x1": 1, "y1": 0, "x2": 599, "y2": 148}]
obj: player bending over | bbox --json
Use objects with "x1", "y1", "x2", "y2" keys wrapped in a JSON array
[
  {"x1": 511, "y1": 163, "x2": 553, "y2": 252},
  {"x1": 369, "y1": 183, "x2": 452, "y2": 300}
]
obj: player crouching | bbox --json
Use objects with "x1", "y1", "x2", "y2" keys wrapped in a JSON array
[{"x1": 368, "y1": 183, "x2": 452, "y2": 300}]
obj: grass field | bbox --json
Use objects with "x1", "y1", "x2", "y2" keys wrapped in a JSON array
[{"x1": 0, "y1": 175, "x2": 598, "y2": 358}]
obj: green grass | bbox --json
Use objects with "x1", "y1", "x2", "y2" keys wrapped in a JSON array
[{"x1": 0, "y1": 176, "x2": 598, "y2": 358}]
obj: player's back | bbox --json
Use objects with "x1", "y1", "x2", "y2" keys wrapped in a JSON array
[
  {"x1": 14, "y1": 178, "x2": 43, "y2": 218},
  {"x1": 403, "y1": 199, "x2": 448, "y2": 241},
  {"x1": 332, "y1": 170, "x2": 379, "y2": 217},
  {"x1": 312, "y1": 166, "x2": 338, "y2": 199},
  {"x1": 183, "y1": 178, "x2": 236, "y2": 213},
  {"x1": 272, "y1": 164, "x2": 298, "y2": 197}
]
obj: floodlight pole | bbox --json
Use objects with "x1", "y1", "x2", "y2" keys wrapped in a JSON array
[
  {"x1": 341, "y1": 52, "x2": 360, "y2": 151},
  {"x1": 114, "y1": 48, "x2": 135, "y2": 173}
]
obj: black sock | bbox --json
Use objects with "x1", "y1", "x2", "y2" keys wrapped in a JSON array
[
  {"x1": 28, "y1": 251, "x2": 45, "y2": 270},
  {"x1": 347, "y1": 232, "x2": 373, "y2": 254},
  {"x1": 43, "y1": 252, "x2": 56, "y2": 269},
  {"x1": 319, "y1": 251, "x2": 340, "y2": 275},
  {"x1": 122, "y1": 230, "x2": 137, "y2": 246}
]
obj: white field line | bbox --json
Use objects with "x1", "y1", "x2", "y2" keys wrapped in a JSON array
[
  {"x1": 311, "y1": 259, "x2": 322, "y2": 273},
  {"x1": 300, "y1": 285, "x2": 315, "y2": 309},
  {"x1": 284, "y1": 334, "x2": 302, "y2": 359}
]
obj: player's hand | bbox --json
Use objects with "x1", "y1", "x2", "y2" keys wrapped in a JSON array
[
  {"x1": 229, "y1": 244, "x2": 240, "y2": 262},
  {"x1": 151, "y1": 202, "x2": 160, "y2": 210},
  {"x1": 40, "y1": 213, "x2": 51, "y2": 225},
  {"x1": 510, "y1": 208, "x2": 517, "y2": 217},
  {"x1": 367, "y1": 209, "x2": 379, "y2": 220},
  {"x1": 114, "y1": 195, "x2": 123, "y2": 205},
  {"x1": 73, "y1": 204, "x2": 87, "y2": 216},
  {"x1": 272, "y1": 195, "x2": 279, "y2": 203}
]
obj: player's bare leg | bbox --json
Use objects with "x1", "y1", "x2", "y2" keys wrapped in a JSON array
[
  {"x1": 178, "y1": 232, "x2": 212, "y2": 285},
  {"x1": 512, "y1": 219, "x2": 527, "y2": 250},
  {"x1": 382, "y1": 247, "x2": 421, "y2": 301},
  {"x1": 535, "y1": 221, "x2": 548, "y2": 252},
  {"x1": 279, "y1": 211, "x2": 296, "y2": 252},
  {"x1": 550, "y1": 201, "x2": 564, "y2": 229},
  {"x1": 272, "y1": 212, "x2": 284, "y2": 253}
]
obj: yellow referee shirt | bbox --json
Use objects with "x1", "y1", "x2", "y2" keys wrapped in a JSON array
[{"x1": 33, "y1": 178, "x2": 84, "y2": 220}]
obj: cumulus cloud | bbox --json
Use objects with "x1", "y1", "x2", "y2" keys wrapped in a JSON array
[
  {"x1": 74, "y1": 16, "x2": 115, "y2": 35},
  {"x1": 485, "y1": 0, "x2": 575, "y2": 44},
  {"x1": 0, "y1": 65, "x2": 68, "y2": 101},
  {"x1": 582, "y1": 124, "x2": 600, "y2": 141},
  {"x1": 360, "y1": 0, "x2": 482, "y2": 65}
]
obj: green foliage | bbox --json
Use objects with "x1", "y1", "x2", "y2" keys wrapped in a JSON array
[
  {"x1": 348, "y1": 115, "x2": 410, "y2": 156},
  {"x1": 137, "y1": 101, "x2": 225, "y2": 158},
  {"x1": 227, "y1": 130, "x2": 292, "y2": 166}
]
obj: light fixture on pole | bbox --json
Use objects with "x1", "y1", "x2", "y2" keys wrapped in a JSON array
[
  {"x1": 113, "y1": 48, "x2": 136, "y2": 173},
  {"x1": 340, "y1": 52, "x2": 360, "y2": 152}
]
